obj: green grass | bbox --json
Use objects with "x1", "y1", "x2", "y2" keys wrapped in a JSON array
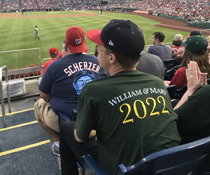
[{"x1": 0, "y1": 10, "x2": 202, "y2": 68}]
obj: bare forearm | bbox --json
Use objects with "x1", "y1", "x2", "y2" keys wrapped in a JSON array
[
  {"x1": 40, "y1": 91, "x2": 51, "y2": 102},
  {"x1": 173, "y1": 90, "x2": 194, "y2": 110}
]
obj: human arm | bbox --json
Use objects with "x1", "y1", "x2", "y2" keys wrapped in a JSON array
[
  {"x1": 174, "y1": 61, "x2": 207, "y2": 110},
  {"x1": 74, "y1": 129, "x2": 96, "y2": 143},
  {"x1": 40, "y1": 90, "x2": 51, "y2": 102}
]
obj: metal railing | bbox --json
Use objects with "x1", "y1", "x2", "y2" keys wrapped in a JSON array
[{"x1": 0, "y1": 65, "x2": 11, "y2": 128}]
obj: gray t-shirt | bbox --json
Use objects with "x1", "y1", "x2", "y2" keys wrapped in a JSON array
[
  {"x1": 136, "y1": 52, "x2": 165, "y2": 80},
  {"x1": 147, "y1": 44, "x2": 173, "y2": 61}
]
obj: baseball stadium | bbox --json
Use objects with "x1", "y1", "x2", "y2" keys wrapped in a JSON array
[{"x1": 0, "y1": 0, "x2": 210, "y2": 174}]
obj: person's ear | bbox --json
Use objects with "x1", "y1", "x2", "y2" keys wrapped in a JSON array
[{"x1": 109, "y1": 53, "x2": 117, "y2": 64}]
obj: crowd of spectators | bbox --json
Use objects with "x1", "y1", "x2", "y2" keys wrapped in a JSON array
[
  {"x1": 102, "y1": 0, "x2": 210, "y2": 21},
  {"x1": 1, "y1": 0, "x2": 210, "y2": 20}
]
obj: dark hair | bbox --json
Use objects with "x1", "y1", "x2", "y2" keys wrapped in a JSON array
[
  {"x1": 153, "y1": 32, "x2": 165, "y2": 42},
  {"x1": 181, "y1": 49, "x2": 210, "y2": 78},
  {"x1": 105, "y1": 46, "x2": 140, "y2": 69},
  {"x1": 35, "y1": 26, "x2": 37, "y2": 28},
  {"x1": 63, "y1": 40, "x2": 68, "y2": 52},
  {"x1": 50, "y1": 54, "x2": 58, "y2": 58},
  {"x1": 172, "y1": 40, "x2": 182, "y2": 46}
]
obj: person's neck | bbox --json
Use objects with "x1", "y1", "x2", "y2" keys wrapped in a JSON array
[
  {"x1": 155, "y1": 42, "x2": 163, "y2": 45},
  {"x1": 109, "y1": 67, "x2": 136, "y2": 76}
]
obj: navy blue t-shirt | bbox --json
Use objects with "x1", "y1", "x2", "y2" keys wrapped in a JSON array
[{"x1": 39, "y1": 54, "x2": 108, "y2": 117}]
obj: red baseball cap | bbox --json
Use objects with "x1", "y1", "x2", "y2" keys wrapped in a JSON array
[
  {"x1": 58, "y1": 52, "x2": 63, "y2": 59},
  {"x1": 66, "y1": 26, "x2": 88, "y2": 53},
  {"x1": 49, "y1": 47, "x2": 59, "y2": 55}
]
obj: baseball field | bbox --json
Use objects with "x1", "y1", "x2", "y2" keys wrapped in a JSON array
[{"x1": 0, "y1": 10, "x2": 205, "y2": 69}]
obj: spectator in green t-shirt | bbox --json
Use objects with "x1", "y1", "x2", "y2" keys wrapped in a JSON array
[{"x1": 60, "y1": 19, "x2": 181, "y2": 175}]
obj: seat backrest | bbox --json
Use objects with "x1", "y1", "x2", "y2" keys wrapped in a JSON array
[
  {"x1": 164, "y1": 64, "x2": 182, "y2": 81},
  {"x1": 163, "y1": 59, "x2": 177, "y2": 70},
  {"x1": 58, "y1": 110, "x2": 77, "y2": 130},
  {"x1": 82, "y1": 136, "x2": 210, "y2": 175},
  {"x1": 114, "y1": 136, "x2": 210, "y2": 175},
  {"x1": 175, "y1": 84, "x2": 187, "y2": 99},
  {"x1": 166, "y1": 85, "x2": 178, "y2": 99}
]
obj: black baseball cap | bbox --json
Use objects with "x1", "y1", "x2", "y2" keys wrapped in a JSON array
[
  {"x1": 87, "y1": 19, "x2": 145, "y2": 57},
  {"x1": 190, "y1": 31, "x2": 201, "y2": 36}
]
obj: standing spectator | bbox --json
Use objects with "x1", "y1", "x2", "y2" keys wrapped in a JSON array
[
  {"x1": 42, "y1": 47, "x2": 59, "y2": 75},
  {"x1": 34, "y1": 26, "x2": 40, "y2": 40},
  {"x1": 148, "y1": 32, "x2": 173, "y2": 61},
  {"x1": 34, "y1": 26, "x2": 108, "y2": 157},
  {"x1": 60, "y1": 19, "x2": 180, "y2": 175}
]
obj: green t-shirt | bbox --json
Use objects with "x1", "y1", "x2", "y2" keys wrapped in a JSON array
[
  {"x1": 75, "y1": 70, "x2": 180, "y2": 175},
  {"x1": 175, "y1": 85, "x2": 210, "y2": 143}
]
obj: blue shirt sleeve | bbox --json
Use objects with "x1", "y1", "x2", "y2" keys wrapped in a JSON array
[{"x1": 39, "y1": 65, "x2": 54, "y2": 94}]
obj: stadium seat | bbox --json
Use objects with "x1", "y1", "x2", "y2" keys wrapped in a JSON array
[
  {"x1": 176, "y1": 84, "x2": 187, "y2": 99},
  {"x1": 58, "y1": 109, "x2": 77, "y2": 129},
  {"x1": 82, "y1": 136, "x2": 210, "y2": 175},
  {"x1": 166, "y1": 85, "x2": 178, "y2": 99},
  {"x1": 207, "y1": 78, "x2": 210, "y2": 85},
  {"x1": 164, "y1": 64, "x2": 182, "y2": 81},
  {"x1": 163, "y1": 59, "x2": 177, "y2": 71}
]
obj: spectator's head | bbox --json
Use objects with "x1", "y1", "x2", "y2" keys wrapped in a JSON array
[
  {"x1": 181, "y1": 31, "x2": 201, "y2": 47},
  {"x1": 65, "y1": 26, "x2": 88, "y2": 54},
  {"x1": 185, "y1": 35, "x2": 207, "y2": 55},
  {"x1": 73, "y1": 69, "x2": 95, "y2": 95},
  {"x1": 49, "y1": 47, "x2": 59, "y2": 58},
  {"x1": 172, "y1": 34, "x2": 183, "y2": 46},
  {"x1": 87, "y1": 19, "x2": 145, "y2": 70},
  {"x1": 190, "y1": 31, "x2": 201, "y2": 36},
  {"x1": 181, "y1": 36, "x2": 210, "y2": 75},
  {"x1": 58, "y1": 52, "x2": 63, "y2": 59},
  {"x1": 151, "y1": 32, "x2": 165, "y2": 45},
  {"x1": 62, "y1": 40, "x2": 68, "y2": 57}
]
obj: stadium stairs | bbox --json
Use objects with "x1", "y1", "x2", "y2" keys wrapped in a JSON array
[{"x1": 0, "y1": 80, "x2": 60, "y2": 175}]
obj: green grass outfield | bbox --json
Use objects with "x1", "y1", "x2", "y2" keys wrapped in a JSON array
[{"x1": 0, "y1": 10, "x2": 196, "y2": 68}]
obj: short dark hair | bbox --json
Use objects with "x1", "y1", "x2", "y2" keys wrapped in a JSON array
[
  {"x1": 50, "y1": 54, "x2": 58, "y2": 58},
  {"x1": 172, "y1": 40, "x2": 182, "y2": 46},
  {"x1": 105, "y1": 46, "x2": 140, "y2": 69},
  {"x1": 35, "y1": 26, "x2": 37, "y2": 28},
  {"x1": 153, "y1": 32, "x2": 165, "y2": 42}
]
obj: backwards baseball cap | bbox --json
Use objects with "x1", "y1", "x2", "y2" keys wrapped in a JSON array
[
  {"x1": 49, "y1": 47, "x2": 59, "y2": 55},
  {"x1": 87, "y1": 19, "x2": 145, "y2": 57},
  {"x1": 66, "y1": 26, "x2": 88, "y2": 54},
  {"x1": 185, "y1": 35, "x2": 208, "y2": 55},
  {"x1": 174, "y1": 34, "x2": 183, "y2": 41}
]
